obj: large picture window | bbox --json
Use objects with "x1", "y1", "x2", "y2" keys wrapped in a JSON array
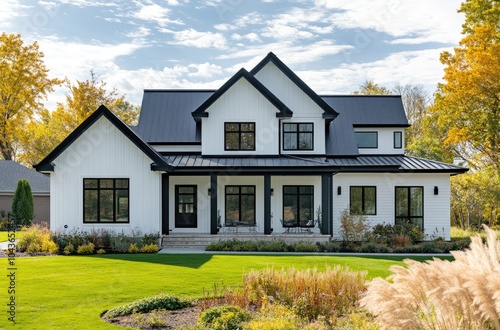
[
  {"x1": 225, "y1": 186, "x2": 255, "y2": 225},
  {"x1": 283, "y1": 186, "x2": 314, "y2": 227},
  {"x1": 350, "y1": 186, "x2": 376, "y2": 215},
  {"x1": 395, "y1": 186, "x2": 423, "y2": 230},
  {"x1": 355, "y1": 131, "x2": 378, "y2": 148},
  {"x1": 283, "y1": 123, "x2": 313, "y2": 150},
  {"x1": 84, "y1": 179, "x2": 129, "y2": 223},
  {"x1": 224, "y1": 122, "x2": 255, "y2": 150}
]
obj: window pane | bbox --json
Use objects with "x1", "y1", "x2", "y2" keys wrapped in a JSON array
[
  {"x1": 241, "y1": 195, "x2": 255, "y2": 222},
  {"x1": 115, "y1": 190, "x2": 129, "y2": 222},
  {"x1": 225, "y1": 133, "x2": 239, "y2": 149},
  {"x1": 365, "y1": 187, "x2": 376, "y2": 215},
  {"x1": 225, "y1": 123, "x2": 239, "y2": 131},
  {"x1": 84, "y1": 190, "x2": 98, "y2": 222},
  {"x1": 241, "y1": 186, "x2": 254, "y2": 194},
  {"x1": 283, "y1": 123, "x2": 296, "y2": 132},
  {"x1": 284, "y1": 133, "x2": 297, "y2": 149},
  {"x1": 179, "y1": 195, "x2": 194, "y2": 203},
  {"x1": 410, "y1": 187, "x2": 423, "y2": 216},
  {"x1": 298, "y1": 133, "x2": 313, "y2": 149},
  {"x1": 284, "y1": 186, "x2": 297, "y2": 194},
  {"x1": 394, "y1": 132, "x2": 402, "y2": 149},
  {"x1": 350, "y1": 187, "x2": 362, "y2": 214},
  {"x1": 226, "y1": 186, "x2": 239, "y2": 194},
  {"x1": 184, "y1": 204, "x2": 194, "y2": 214},
  {"x1": 240, "y1": 123, "x2": 254, "y2": 132},
  {"x1": 355, "y1": 132, "x2": 377, "y2": 148},
  {"x1": 283, "y1": 195, "x2": 297, "y2": 223},
  {"x1": 240, "y1": 132, "x2": 255, "y2": 149},
  {"x1": 299, "y1": 123, "x2": 313, "y2": 132},
  {"x1": 225, "y1": 195, "x2": 239, "y2": 221},
  {"x1": 178, "y1": 186, "x2": 193, "y2": 194},
  {"x1": 116, "y1": 179, "x2": 128, "y2": 189},
  {"x1": 395, "y1": 188, "x2": 409, "y2": 216},
  {"x1": 299, "y1": 186, "x2": 313, "y2": 194},
  {"x1": 100, "y1": 179, "x2": 114, "y2": 188},
  {"x1": 299, "y1": 194, "x2": 313, "y2": 223},
  {"x1": 84, "y1": 179, "x2": 97, "y2": 189},
  {"x1": 99, "y1": 190, "x2": 114, "y2": 222}
]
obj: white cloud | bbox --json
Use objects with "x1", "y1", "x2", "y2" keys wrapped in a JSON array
[
  {"x1": 169, "y1": 28, "x2": 228, "y2": 49},
  {"x1": 188, "y1": 62, "x2": 223, "y2": 78},
  {"x1": 51, "y1": 0, "x2": 118, "y2": 8},
  {"x1": 133, "y1": 3, "x2": 179, "y2": 26},
  {"x1": 231, "y1": 32, "x2": 261, "y2": 43},
  {"x1": 0, "y1": 0, "x2": 31, "y2": 30},
  {"x1": 126, "y1": 26, "x2": 151, "y2": 38}
]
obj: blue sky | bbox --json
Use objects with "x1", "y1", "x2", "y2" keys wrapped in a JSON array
[{"x1": 1, "y1": 0, "x2": 464, "y2": 108}]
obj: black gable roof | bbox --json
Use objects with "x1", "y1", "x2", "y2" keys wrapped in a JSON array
[{"x1": 322, "y1": 95, "x2": 409, "y2": 156}]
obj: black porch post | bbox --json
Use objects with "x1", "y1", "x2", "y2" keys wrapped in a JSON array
[
  {"x1": 264, "y1": 174, "x2": 271, "y2": 235},
  {"x1": 321, "y1": 173, "x2": 333, "y2": 236},
  {"x1": 210, "y1": 174, "x2": 218, "y2": 234},
  {"x1": 161, "y1": 174, "x2": 169, "y2": 235}
]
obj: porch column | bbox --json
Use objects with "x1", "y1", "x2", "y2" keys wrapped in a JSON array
[
  {"x1": 161, "y1": 174, "x2": 169, "y2": 235},
  {"x1": 264, "y1": 174, "x2": 271, "y2": 235},
  {"x1": 210, "y1": 174, "x2": 218, "y2": 234},
  {"x1": 321, "y1": 173, "x2": 332, "y2": 235}
]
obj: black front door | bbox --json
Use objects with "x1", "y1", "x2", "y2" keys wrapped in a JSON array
[{"x1": 175, "y1": 185, "x2": 197, "y2": 228}]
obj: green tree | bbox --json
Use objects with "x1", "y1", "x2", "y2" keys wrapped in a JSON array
[
  {"x1": 0, "y1": 33, "x2": 60, "y2": 160},
  {"x1": 12, "y1": 179, "x2": 34, "y2": 226}
]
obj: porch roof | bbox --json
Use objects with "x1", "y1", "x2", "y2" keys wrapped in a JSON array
[{"x1": 161, "y1": 154, "x2": 467, "y2": 174}]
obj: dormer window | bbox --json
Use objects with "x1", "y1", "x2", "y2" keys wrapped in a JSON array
[
  {"x1": 355, "y1": 131, "x2": 378, "y2": 148},
  {"x1": 283, "y1": 123, "x2": 313, "y2": 150},
  {"x1": 224, "y1": 122, "x2": 255, "y2": 150}
]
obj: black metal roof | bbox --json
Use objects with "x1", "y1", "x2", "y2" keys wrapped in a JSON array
[
  {"x1": 161, "y1": 154, "x2": 466, "y2": 174},
  {"x1": 322, "y1": 95, "x2": 409, "y2": 155},
  {"x1": 0, "y1": 160, "x2": 50, "y2": 193}
]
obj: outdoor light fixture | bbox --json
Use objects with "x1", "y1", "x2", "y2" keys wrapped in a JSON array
[
  {"x1": 208, "y1": 188, "x2": 211, "y2": 196},
  {"x1": 270, "y1": 188, "x2": 274, "y2": 196},
  {"x1": 337, "y1": 186, "x2": 342, "y2": 195},
  {"x1": 434, "y1": 186, "x2": 439, "y2": 195}
]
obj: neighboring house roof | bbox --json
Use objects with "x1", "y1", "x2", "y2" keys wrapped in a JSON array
[
  {"x1": 0, "y1": 160, "x2": 50, "y2": 194},
  {"x1": 161, "y1": 154, "x2": 467, "y2": 174},
  {"x1": 34, "y1": 105, "x2": 172, "y2": 172},
  {"x1": 250, "y1": 52, "x2": 338, "y2": 120},
  {"x1": 191, "y1": 68, "x2": 293, "y2": 121},
  {"x1": 323, "y1": 95, "x2": 409, "y2": 156}
]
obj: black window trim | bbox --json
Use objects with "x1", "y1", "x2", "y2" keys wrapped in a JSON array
[
  {"x1": 282, "y1": 122, "x2": 314, "y2": 151},
  {"x1": 224, "y1": 185, "x2": 256, "y2": 225},
  {"x1": 224, "y1": 122, "x2": 256, "y2": 151},
  {"x1": 355, "y1": 131, "x2": 378, "y2": 149},
  {"x1": 282, "y1": 185, "x2": 315, "y2": 227},
  {"x1": 394, "y1": 186, "x2": 424, "y2": 230},
  {"x1": 83, "y1": 178, "x2": 130, "y2": 223},
  {"x1": 349, "y1": 186, "x2": 377, "y2": 215},
  {"x1": 394, "y1": 131, "x2": 403, "y2": 149}
]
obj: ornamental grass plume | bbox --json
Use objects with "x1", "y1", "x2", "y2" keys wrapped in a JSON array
[{"x1": 361, "y1": 225, "x2": 500, "y2": 330}]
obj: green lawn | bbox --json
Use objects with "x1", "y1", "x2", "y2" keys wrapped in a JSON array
[{"x1": 0, "y1": 254, "x2": 447, "y2": 329}]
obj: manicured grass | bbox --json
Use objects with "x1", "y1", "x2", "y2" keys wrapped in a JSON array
[{"x1": 0, "y1": 254, "x2": 448, "y2": 329}]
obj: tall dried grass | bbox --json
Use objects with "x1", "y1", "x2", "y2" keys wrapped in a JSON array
[
  {"x1": 361, "y1": 225, "x2": 500, "y2": 330},
  {"x1": 230, "y1": 265, "x2": 367, "y2": 320}
]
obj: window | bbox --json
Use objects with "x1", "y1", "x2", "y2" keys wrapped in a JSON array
[
  {"x1": 83, "y1": 179, "x2": 129, "y2": 223},
  {"x1": 283, "y1": 186, "x2": 314, "y2": 227},
  {"x1": 394, "y1": 131, "x2": 403, "y2": 149},
  {"x1": 355, "y1": 131, "x2": 378, "y2": 148},
  {"x1": 224, "y1": 123, "x2": 255, "y2": 150},
  {"x1": 350, "y1": 186, "x2": 376, "y2": 215},
  {"x1": 283, "y1": 123, "x2": 313, "y2": 150},
  {"x1": 395, "y1": 187, "x2": 423, "y2": 230},
  {"x1": 175, "y1": 185, "x2": 197, "y2": 228},
  {"x1": 225, "y1": 186, "x2": 255, "y2": 225}
]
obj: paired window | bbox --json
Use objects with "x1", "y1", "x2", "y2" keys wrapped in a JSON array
[
  {"x1": 355, "y1": 131, "x2": 378, "y2": 148},
  {"x1": 283, "y1": 186, "x2": 314, "y2": 227},
  {"x1": 350, "y1": 186, "x2": 376, "y2": 215},
  {"x1": 283, "y1": 123, "x2": 313, "y2": 150},
  {"x1": 83, "y1": 179, "x2": 129, "y2": 223},
  {"x1": 175, "y1": 185, "x2": 197, "y2": 228},
  {"x1": 224, "y1": 122, "x2": 255, "y2": 150},
  {"x1": 225, "y1": 186, "x2": 255, "y2": 225},
  {"x1": 394, "y1": 131, "x2": 403, "y2": 149},
  {"x1": 395, "y1": 187, "x2": 423, "y2": 230}
]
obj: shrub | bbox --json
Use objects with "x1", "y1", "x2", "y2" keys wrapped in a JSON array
[
  {"x1": 393, "y1": 221, "x2": 424, "y2": 243},
  {"x1": 104, "y1": 294, "x2": 193, "y2": 318},
  {"x1": 244, "y1": 302, "x2": 304, "y2": 330},
  {"x1": 96, "y1": 248, "x2": 106, "y2": 254},
  {"x1": 235, "y1": 266, "x2": 366, "y2": 320},
  {"x1": 140, "y1": 243, "x2": 159, "y2": 253},
  {"x1": 339, "y1": 209, "x2": 371, "y2": 243},
  {"x1": 111, "y1": 232, "x2": 130, "y2": 252},
  {"x1": 128, "y1": 243, "x2": 139, "y2": 253},
  {"x1": 355, "y1": 243, "x2": 391, "y2": 253},
  {"x1": 63, "y1": 243, "x2": 75, "y2": 255},
  {"x1": 77, "y1": 242, "x2": 94, "y2": 255},
  {"x1": 199, "y1": 305, "x2": 251, "y2": 330},
  {"x1": 130, "y1": 309, "x2": 168, "y2": 328},
  {"x1": 361, "y1": 225, "x2": 500, "y2": 330},
  {"x1": 316, "y1": 241, "x2": 341, "y2": 252},
  {"x1": 292, "y1": 241, "x2": 319, "y2": 252},
  {"x1": 17, "y1": 224, "x2": 58, "y2": 254},
  {"x1": 11, "y1": 179, "x2": 34, "y2": 226},
  {"x1": 257, "y1": 240, "x2": 289, "y2": 252},
  {"x1": 142, "y1": 232, "x2": 160, "y2": 245},
  {"x1": 390, "y1": 234, "x2": 412, "y2": 247}
]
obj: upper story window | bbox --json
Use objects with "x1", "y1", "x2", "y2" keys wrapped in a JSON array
[
  {"x1": 283, "y1": 123, "x2": 313, "y2": 150},
  {"x1": 394, "y1": 131, "x2": 403, "y2": 149},
  {"x1": 224, "y1": 122, "x2": 255, "y2": 150},
  {"x1": 355, "y1": 131, "x2": 378, "y2": 148},
  {"x1": 83, "y1": 178, "x2": 129, "y2": 223}
]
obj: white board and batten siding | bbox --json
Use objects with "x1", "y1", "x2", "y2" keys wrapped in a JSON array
[
  {"x1": 332, "y1": 173, "x2": 452, "y2": 240},
  {"x1": 355, "y1": 127, "x2": 405, "y2": 155},
  {"x1": 49, "y1": 116, "x2": 162, "y2": 234},
  {"x1": 201, "y1": 78, "x2": 280, "y2": 156}
]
